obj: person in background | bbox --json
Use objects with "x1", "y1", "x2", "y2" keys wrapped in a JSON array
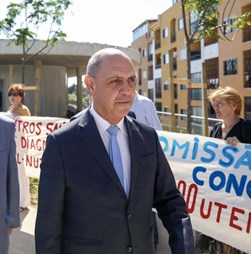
[
  {"x1": 209, "y1": 86, "x2": 251, "y2": 145},
  {"x1": 130, "y1": 90, "x2": 162, "y2": 249},
  {"x1": 7, "y1": 84, "x2": 31, "y2": 212},
  {"x1": 207, "y1": 86, "x2": 251, "y2": 253},
  {"x1": 131, "y1": 90, "x2": 162, "y2": 130},
  {"x1": 0, "y1": 115, "x2": 20, "y2": 254},
  {"x1": 35, "y1": 48, "x2": 194, "y2": 254}
]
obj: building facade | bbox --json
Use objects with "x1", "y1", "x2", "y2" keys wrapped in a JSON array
[{"x1": 131, "y1": 0, "x2": 251, "y2": 133}]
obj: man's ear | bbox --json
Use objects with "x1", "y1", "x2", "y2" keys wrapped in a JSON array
[{"x1": 84, "y1": 75, "x2": 95, "y2": 95}]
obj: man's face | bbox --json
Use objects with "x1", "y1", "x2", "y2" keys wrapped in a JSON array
[{"x1": 86, "y1": 54, "x2": 136, "y2": 124}]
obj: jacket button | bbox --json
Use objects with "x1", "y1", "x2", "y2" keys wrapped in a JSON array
[
  {"x1": 128, "y1": 246, "x2": 133, "y2": 253},
  {"x1": 127, "y1": 213, "x2": 132, "y2": 219}
]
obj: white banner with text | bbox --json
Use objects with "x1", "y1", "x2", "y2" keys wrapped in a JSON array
[{"x1": 14, "y1": 116, "x2": 251, "y2": 253}]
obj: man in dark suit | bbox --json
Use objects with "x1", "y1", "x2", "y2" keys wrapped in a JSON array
[
  {"x1": 35, "y1": 48, "x2": 194, "y2": 254},
  {"x1": 0, "y1": 115, "x2": 20, "y2": 254}
]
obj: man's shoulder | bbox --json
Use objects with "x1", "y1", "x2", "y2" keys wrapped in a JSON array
[
  {"x1": 0, "y1": 114, "x2": 15, "y2": 125},
  {"x1": 127, "y1": 116, "x2": 155, "y2": 132},
  {"x1": 70, "y1": 109, "x2": 87, "y2": 121},
  {"x1": 53, "y1": 109, "x2": 90, "y2": 137}
]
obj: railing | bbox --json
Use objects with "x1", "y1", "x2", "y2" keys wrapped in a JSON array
[
  {"x1": 157, "y1": 111, "x2": 221, "y2": 136},
  {"x1": 67, "y1": 103, "x2": 221, "y2": 136}
]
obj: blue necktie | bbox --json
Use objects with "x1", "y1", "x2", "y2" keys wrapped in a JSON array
[{"x1": 107, "y1": 125, "x2": 124, "y2": 188}]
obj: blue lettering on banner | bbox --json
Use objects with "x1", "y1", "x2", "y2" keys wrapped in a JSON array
[
  {"x1": 158, "y1": 135, "x2": 251, "y2": 170},
  {"x1": 192, "y1": 166, "x2": 251, "y2": 199},
  {"x1": 158, "y1": 134, "x2": 251, "y2": 199},
  {"x1": 201, "y1": 141, "x2": 218, "y2": 163}
]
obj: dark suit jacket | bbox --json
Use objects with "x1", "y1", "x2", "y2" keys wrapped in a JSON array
[
  {"x1": 0, "y1": 115, "x2": 20, "y2": 254},
  {"x1": 35, "y1": 109, "x2": 194, "y2": 254}
]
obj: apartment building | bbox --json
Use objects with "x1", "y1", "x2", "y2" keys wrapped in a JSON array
[{"x1": 131, "y1": 0, "x2": 251, "y2": 133}]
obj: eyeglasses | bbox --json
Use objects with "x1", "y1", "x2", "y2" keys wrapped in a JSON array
[
  {"x1": 8, "y1": 92, "x2": 20, "y2": 97},
  {"x1": 212, "y1": 101, "x2": 226, "y2": 109}
]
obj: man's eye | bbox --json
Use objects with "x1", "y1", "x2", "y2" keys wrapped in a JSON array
[
  {"x1": 128, "y1": 77, "x2": 136, "y2": 83},
  {"x1": 111, "y1": 79, "x2": 122, "y2": 85}
]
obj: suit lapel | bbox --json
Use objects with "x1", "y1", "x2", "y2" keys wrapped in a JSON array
[
  {"x1": 124, "y1": 117, "x2": 141, "y2": 200},
  {"x1": 77, "y1": 110, "x2": 126, "y2": 195}
]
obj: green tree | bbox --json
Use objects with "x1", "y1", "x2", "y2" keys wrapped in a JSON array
[
  {"x1": 180, "y1": 0, "x2": 251, "y2": 134},
  {"x1": 0, "y1": 0, "x2": 72, "y2": 84}
]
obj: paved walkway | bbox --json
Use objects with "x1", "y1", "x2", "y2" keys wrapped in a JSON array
[
  {"x1": 9, "y1": 207, "x2": 171, "y2": 254},
  {"x1": 9, "y1": 207, "x2": 36, "y2": 254}
]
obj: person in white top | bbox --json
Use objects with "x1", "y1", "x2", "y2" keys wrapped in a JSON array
[{"x1": 130, "y1": 91, "x2": 162, "y2": 130}]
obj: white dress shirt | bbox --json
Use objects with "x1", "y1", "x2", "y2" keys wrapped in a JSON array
[
  {"x1": 90, "y1": 107, "x2": 131, "y2": 197},
  {"x1": 130, "y1": 91, "x2": 163, "y2": 130}
]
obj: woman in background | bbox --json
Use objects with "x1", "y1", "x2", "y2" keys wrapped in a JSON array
[
  {"x1": 209, "y1": 86, "x2": 251, "y2": 145},
  {"x1": 208, "y1": 86, "x2": 251, "y2": 253},
  {"x1": 7, "y1": 84, "x2": 31, "y2": 118},
  {"x1": 7, "y1": 84, "x2": 31, "y2": 212}
]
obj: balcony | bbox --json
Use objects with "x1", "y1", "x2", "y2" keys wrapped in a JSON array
[
  {"x1": 191, "y1": 52, "x2": 201, "y2": 61},
  {"x1": 243, "y1": 26, "x2": 251, "y2": 42},
  {"x1": 171, "y1": 33, "x2": 176, "y2": 43},
  {"x1": 155, "y1": 39, "x2": 161, "y2": 50}
]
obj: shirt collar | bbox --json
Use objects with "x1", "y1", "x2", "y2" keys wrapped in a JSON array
[{"x1": 90, "y1": 106, "x2": 127, "y2": 135}]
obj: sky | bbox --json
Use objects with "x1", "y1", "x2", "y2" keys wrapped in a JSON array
[{"x1": 1, "y1": 0, "x2": 172, "y2": 47}]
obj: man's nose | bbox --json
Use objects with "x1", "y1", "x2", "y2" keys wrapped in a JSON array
[{"x1": 120, "y1": 79, "x2": 133, "y2": 94}]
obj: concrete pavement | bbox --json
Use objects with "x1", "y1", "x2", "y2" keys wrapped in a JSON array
[
  {"x1": 9, "y1": 207, "x2": 36, "y2": 254},
  {"x1": 9, "y1": 207, "x2": 171, "y2": 254}
]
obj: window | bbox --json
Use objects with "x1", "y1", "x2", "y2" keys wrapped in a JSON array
[
  {"x1": 192, "y1": 106, "x2": 203, "y2": 134},
  {"x1": 223, "y1": 58, "x2": 237, "y2": 75},
  {"x1": 148, "y1": 89, "x2": 154, "y2": 101},
  {"x1": 133, "y1": 22, "x2": 148, "y2": 41},
  {"x1": 178, "y1": 18, "x2": 184, "y2": 30},
  {"x1": 155, "y1": 102, "x2": 162, "y2": 112},
  {"x1": 148, "y1": 43, "x2": 153, "y2": 62},
  {"x1": 244, "y1": 97, "x2": 251, "y2": 120},
  {"x1": 138, "y1": 69, "x2": 142, "y2": 86},
  {"x1": 174, "y1": 83, "x2": 178, "y2": 99},
  {"x1": 143, "y1": 70, "x2": 147, "y2": 79},
  {"x1": 163, "y1": 53, "x2": 169, "y2": 64},
  {"x1": 244, "y1": 57, "x2": 251, "y2": 88},
  {"x1": 164, "y1": 107, "x2": 169, "y2": 112},
  {"x1": 155, "y1": 54, "x2": 161, "y2": 69},
  {"x1": 180, "y1": 84, "x2": 187, "y2": 90},
  {"x1": 173, "y1": 52, "x2": 177, "y2": 71},
  {"x1": 155, "y1": 78, "x2": 162, "y2": 99},
  {"x1": 180, "y1": 109, "x2": 187, "y2": 120},
  {"x1": 148, "y1": 66, "x2": 153, "y2": 80},
  {"x1": 205, "y1": 58, "x2": 219, "y2": 89},
  {"x1": 162, "y1": 27, "x2": 169, "y2": 38},
  {"x1": 191, "y1": 72, "x2": 202, "y2": 83},
  {"x1": 190, "y1": 12, "x2": 199, "y2": 34},
  {"x1": 164, "y1": 81, "x2": 169, "y2": 91},
  {"x1": 223, "y1": 18, "x2": 237, "y2": 34},
  {"x1": 142, "y1": 49, "x2": 146, "y2": 57},
  {"x1": 180, "y1": 48, "x2": 187, "y2": 60},
  {"x1": 191, "y1": 88, "x2": 202, "y2": 100}
]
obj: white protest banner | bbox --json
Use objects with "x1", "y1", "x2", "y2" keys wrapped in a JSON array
[
  {"x1": 15, "y1": 116, "x2": 69, "y2": 178},
  {"x1": 13, "y1": 116, "x2": 251, "y2": 252},
  {"x1": 158, "y1": 131, "x2": 251, "y2": 253}
]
